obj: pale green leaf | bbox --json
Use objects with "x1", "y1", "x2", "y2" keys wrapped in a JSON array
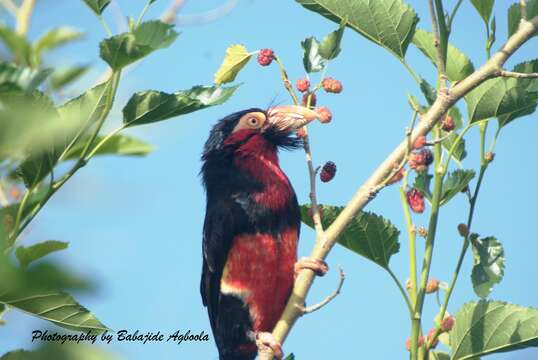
[
  {"x1": 0, "y1": 25, "x2": 32, "y2": 65},
  {"x1": 49, "y1": 65, "x2": 90, "y2": 90},
  {"x1": 318, "y1": 18, "x2": 346, "y2": 60},
  {"x1": 15, "y1": 241, "x2": 69, "y2": 268},
  {"x1": 123, "y1": 85, "x2": 239, "y2": 127},
  {"x1": 470, "y1": 0, "x2": 495, "y2": 25},
  {"x1": 0, "y1": 291, "x2": 108, "y2": 332},
  {"x1": 214, "y1": 44, "x2": 252, "y2": 85},
  {"x1": 429, "y1": 351, "x2": 450, "y2": 360},
  {"x1": 64, "y1": 134, "x2": 152, "y2": 160},
  {"x1": 99, "y1": 21, "x2": 178, "y2": 70},
  {"x1": 301, "y1": 204, "x2": 400, "y2": 268},
  {"x1": 296, "y1": 0, "x2": 419, "y2": 60},
  {"x1": 413, "y1": 172, "x2": 432, "y2": 201},
  {"x1": 301, "y1": 37, "x2": 327, "y2": 73},
  {"x1": 33, "y1": 27, "x2": 84, "y2": 61},
  {"x1": 0, "y1": 62, "x2": 51, "y2": 91},
  {"x1": 412, "y1": 29, "x2": 475, "y2": 82},
  {"x1": 471, "y1": 235, "x2": 505, "y2": 298},
  {"x1": 451, "y1": 301, "x2": 538, "y2": 359}
]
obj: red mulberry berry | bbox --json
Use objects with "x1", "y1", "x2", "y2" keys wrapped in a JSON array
[
  {"x1": 322, "y1": 77, "x2": 343, "y2": 93},
  {"x1": 406, "y1": 189, "x2": 425, "y2": 213},
  {"x1": 296, "y1": 78, "x2": 310, "y2": 92},
  {"x1": 302, "y1": 92, "x2": 317, "y2": 107},
  {"x1": 320, "y1": 161, "x2": 336, "y2": 183},
  {"x1": 442, "y1": 116, "x2": 455, "y2": 132},
  {"x1": 427, "y1": 328, "x2": 439, "y2": 348},
  {"x1": 409, "y1": 149, "x2": 433, "y2": 170},
  {"x1": 441, "y1": 315, "x2": 455, "y2": 332},
  {"x1": 316, "y1": 106, "x2": 332, "y2": 124},
  {"x1": 426, "y1": 278, "x2": 440, "y2": 293},
  {"x1": 257, "y1": 48, "x2": 274, "y2": 66},
  {"x1": 413, "y1": 135, "x2": 427, "y2": 149}
]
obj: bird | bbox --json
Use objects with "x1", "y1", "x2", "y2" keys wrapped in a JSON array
[{"x1": 200, "y1": 105, "x2": 328, "y2": 360}]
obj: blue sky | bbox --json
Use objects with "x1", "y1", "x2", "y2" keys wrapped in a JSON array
[{"x1": 1, "y1": 0, "x2": 538, "y2": 359}]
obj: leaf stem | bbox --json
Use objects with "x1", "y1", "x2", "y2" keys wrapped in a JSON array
[
  {"x1": 400, "y1": 174, "x2": 417, "y2": 305},
  {"x1": 273, "y1": 55, "x2": 300, "y2": 106},
  {"x1": 386, "y1": 267, "x2": 413, "y2": 315},
  {"x1": 447, "y1": 0, "x2": 464, "y2": 32},
  {"x1": 137, "y1": 0, "x2": 153, "y2": 26},
  {"x1": 399, "y1": 58, "x2": 422, "y2": 85},
  {"x1": 98, "y1": 15, "x2": 113, "y2": 37}
]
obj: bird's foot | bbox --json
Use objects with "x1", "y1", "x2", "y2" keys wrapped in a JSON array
[
  {"x1": 294, "y1": 257, "x2": 328, "y2": 278},
  {"x1": 256, "y1": 332, "x2": 283, "y2": 359}
]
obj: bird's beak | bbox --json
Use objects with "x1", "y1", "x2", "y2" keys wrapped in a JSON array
[{"x1": 266, "y1": 105, "x2": 319, "y2": 132}]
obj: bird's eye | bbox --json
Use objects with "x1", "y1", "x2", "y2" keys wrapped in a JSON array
[{"x1": 247, "y1": 117, "x2": 260, "y2": 127}]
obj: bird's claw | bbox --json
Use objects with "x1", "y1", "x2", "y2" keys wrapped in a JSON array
[
  {"x1": 256, "y1": 332, "x2": 283, "y2": 359},
  {"x1": 294, "y1": 257, "x2": 328, "y2": 278}
]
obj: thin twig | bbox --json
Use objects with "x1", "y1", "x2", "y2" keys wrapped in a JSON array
[
  {"x1": 161, "y1": 0, "x2": 186, "y2": 24},
  {"x1": 498, "y1": 69, "x2": 538, "y2": 78},
  {"x1": 258, "y1": 14, "x2": 538, "y2": 360},
  {"x1": 428, "y1": 0, "x2": 448, "y2": 90},
  {"x1": 297, "y1": 266, "x2": 345, "y2": 314}
]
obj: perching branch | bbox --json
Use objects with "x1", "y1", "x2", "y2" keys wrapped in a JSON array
[
  {"x1": 258, "y1": 14, "x2": 538, "y2": 360},
  {"x1": 521, "y1": 0, "x2": 528, "y2": 20},
  {"x1": 15, "y1": 0, "x2": 35, "y2": 36}
]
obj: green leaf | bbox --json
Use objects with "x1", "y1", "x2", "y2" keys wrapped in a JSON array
[
  {"x1": 300, "y1": 205, "x2": 400, "y2": 268},
  {"x1": 440, "y1": 170, "x2": 475, "y2": 205},
  {"x1": 99, "y1": 20, "x2": 179, "y2": 70},
  {"x1": 213, "y1": 44, "x2": 252, "y2": 85},
  {"x1": 318, "y1": 18, "x2": 346, "y2": 60},
  {"x1": 283, "y1": 354, "x2": 295, "y2": 360},
  {"x1": 49, "y1": 65, "x2": 90, "y2": 90},
  {"x1": 508, "y1": 0, "x2": 538, "y2": 37},
  {"x1": 33, "y1": 27, "x2": 84, "y2": 62},
  {"x1": 420, "y1": 78, "x2": 437, "y2": 105},
  {"x1": 0, "y1": 62, "x2": 51, "y2": 92},
  {"x1": 64, "y1": 134, "x2": 152, "y2": 160},
  {"x1": 296, "y1": 0, "x2": 419, "y2": 60},
  {"x1": 57, "y1": 79, "x2": 111, "y2": 125},
  {"x1": 123, "y1": 84, "x2": 240, "y2": 127},
  {"x1": 413, "y1": 172, "x2": 432, "y2": 201},
  {"x1": 0, "y1": 188, "x2": 47, "y2": 228},
  {"x1": 470, "y1": 0, "x2": 495, "y2": 25},
  {"x1": 0, "y1": 291, "x2": 108, "y2": 333},
  {"x1": 301, "y1": 37, "x2": 327, "y2": 73},
  {"x1": 498, "y1": 59, "x2": 538, "y2": 127},
  {"x1": 412, "y1": 29, "x2": 475, "y2": 82},
  {"x1": 471, "y1": 235, "x2": 505, "y2": 298},
  {"x1": 465, "y1": 77, "x2": 538, "y2": 123},
  {"x1": 15, "y1": 241, "x2": 69, "y2": 268},
  {"x1": 0, "y1": 25, "x2": 32, "y2": 65},
  {"x1": 82, "y1": 0, "x2": 111, "y2": 15},
  {"x1": 442, "y1": 132, "x2": 467, "y2": 163},
  {"x1": 451, "y1": 301, "x2": 538, "y2": 359}
]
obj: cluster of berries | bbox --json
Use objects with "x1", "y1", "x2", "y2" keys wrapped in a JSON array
[{"x1": 405, "y1": 314, "x2": 455, "y2": 351}]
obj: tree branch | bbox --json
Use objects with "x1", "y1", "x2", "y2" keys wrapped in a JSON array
[
  {"x1": 498, "y1": 69, "x2": 538, "y2": 78},
  {"x1": 521, "y1": 0, "x2": 528, "y2": 20},
  {"x1": 297, "y1": 266, "x2": 345, "y2": 314},
  {"x1": 15, "y1": 0, "x2": 35, "y2": 36},
  {"x1": 0, "y1": 0, "x2": 17, "y2": 16},
  {"x1": 258, "y1": 14, "x2": 538, "y2": 360}
]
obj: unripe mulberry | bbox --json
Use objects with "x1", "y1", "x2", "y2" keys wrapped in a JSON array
[
  {"x1": 441, "y1": 315, "x2": 455, "y2": 332},
  {"x1": 321, "y1": 77, "x2": 343, "y2": 93},
  {"x1": 485, "y1": 152, "x2": 495, "y2": 163},
  {"x1": 426, "y1": 278, "x2": 440, "y2": 293},
  {"x1": 296, "y1": 78, "x2": 310, "y2": 92},
  {"x1": 406, "y1": 189, "x2": 425, "y2": 213},
  {"x1": 257, "y1": 48, "x2": 274, "y2": 66},
  {"x1": 442, "y1": 116, "x2": 455, "y2": 131},
  {"x1": 427, "y1": 328, "x2": 439, "y2": 348},
  {"x1": 302, "y1": 92, "x2": 317, "y2": 107},
  {"x1": 417, "y1": 226, "x2": 428, "y2": 238},
  {"x1": 320, "y1": 161, "x2": 336, "y2": 183},
  {"x1": 316, "y1": 106, "x2": 332, "y2": 124}
]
